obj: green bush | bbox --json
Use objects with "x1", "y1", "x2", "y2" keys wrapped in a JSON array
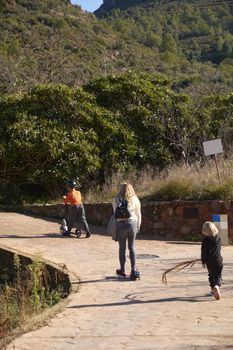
[
  {"x1": 1, "y1": 73, "x2": 233, "y2": 202},
  {"x1": 150, "y1": 178, "x2": 200, "y2": 201}
]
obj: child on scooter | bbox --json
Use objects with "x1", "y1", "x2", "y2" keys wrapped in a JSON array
[{"x1": 63, "y1": 180, "x2": 91, "y2": 238}]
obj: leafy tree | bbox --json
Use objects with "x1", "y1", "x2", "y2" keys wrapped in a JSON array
[{"x1": 1, "y1": 72, "x2": 233, "y2": 202}]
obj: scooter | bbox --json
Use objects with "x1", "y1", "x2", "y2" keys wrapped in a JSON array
[{"x1": 60, "y1": 204, "x2": 82, "y2": 238}]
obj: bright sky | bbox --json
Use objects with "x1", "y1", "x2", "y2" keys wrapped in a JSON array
[{"x1": 71, "y1": 0, "x2": 103, "y2": 12}]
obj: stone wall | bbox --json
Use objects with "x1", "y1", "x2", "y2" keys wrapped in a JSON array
[
  {"x1": 3, "y1": 200, "x2": 233, "y2": 242},
  {"x1": 8, "y1": 203, "x2": 113, "y2": 226},
  {"x1": 141, "y1": 200, "x2": 233, "y2": 243},
  {"x1": 0, "y1": 246, "x2": 72, "y2": 295}
]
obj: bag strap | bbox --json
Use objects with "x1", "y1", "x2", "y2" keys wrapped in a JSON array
[{"x1": 117, "y1": 196, "x2": 122, "y2": 204}]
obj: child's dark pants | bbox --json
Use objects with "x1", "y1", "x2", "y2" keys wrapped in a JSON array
[
  {"x1": 206, "y1": 263, "x2": 223, "y2": 288},
  {"x1": 68, "y1": 204, "x2": 90, "y2": 233}
]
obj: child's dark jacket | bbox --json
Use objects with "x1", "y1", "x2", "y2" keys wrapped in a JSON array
[{"x1": 201, "y1": 235, "x2": 223, "y2": 266}]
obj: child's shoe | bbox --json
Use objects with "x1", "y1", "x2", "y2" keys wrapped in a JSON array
[
  {"x1": 86, "y1": 232, "x2": 91, "y2": 238},
  {"x1": 213, "y1": 285, "x2": 221, "y2": 300},
  {"x1": 116, "y1": 269, "x2": 126, "y2": 279},
  {"x1": 206, "y1": 290, "x2": 214, "y2": 297}
]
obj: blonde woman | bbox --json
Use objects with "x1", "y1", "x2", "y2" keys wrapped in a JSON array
[
  {"x1": 201, "y1": 221, "x2": 223, "y2": 300},
  {"x1": 113, "y1": 183, "x2": 141, "y2": 280}
]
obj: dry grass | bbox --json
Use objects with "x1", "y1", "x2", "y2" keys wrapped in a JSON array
[
  {"x1": 84, "y1": 158, "x2": 233, "y2": 202},
  {"x1": 0, "y1": 256, "x2": 63, "y2": 348},
  {"x1": 0, "y1": 292, "x2": 70, "y2": 350},
  {"x1": 88, "y1": 167, "x2": 172, "y2": 202},
  {"x1": 147, "y1": 158, "x2": 233, "y2": 201}
]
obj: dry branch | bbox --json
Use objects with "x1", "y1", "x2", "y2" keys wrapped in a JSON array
[{"x1": 162, "y1": 259, "x2": 201, "y2": 285}]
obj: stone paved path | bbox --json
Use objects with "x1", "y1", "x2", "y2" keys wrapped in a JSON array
[{"x1": 1, "y1": 212, "x2": 233, "y2": 350}]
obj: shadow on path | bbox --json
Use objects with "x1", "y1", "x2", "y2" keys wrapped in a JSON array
[
  {"x1": 0, "y1": 233, "x2": 93, "y2": 239},
  {"x1": 68, "y1": 294, "x2": 211, "y2": 309},
  {"x1": 0, "y1": 233, "x2": 68, "y2": 239},
  {"x1": 71, "y1": 276, "x2": 135, "y2": 285},
  {"x1": 166, "y1": 241, "x2": 201, "y2": 246}
]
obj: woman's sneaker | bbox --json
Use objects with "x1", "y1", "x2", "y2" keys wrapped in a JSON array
[
  {"x1": 213, "y1": 285, "x2": 221, "y2": 300},
  {"x1": 116, "y1": 269, "x2": 126, "y2": 279},
  {"x1": 130, "y1": 269, "x2": 140, "y2": 281}
]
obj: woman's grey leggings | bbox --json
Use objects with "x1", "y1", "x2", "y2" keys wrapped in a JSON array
[
  {"x1": 117, "y1": 220, "x2": 137, "y2": 272},
  {"x1": 68, "y1": 204, "x2": 90, "y2": 233}
]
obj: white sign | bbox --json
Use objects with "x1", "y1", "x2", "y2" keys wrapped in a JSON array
[{"x1": 203, "y1": 139, "x2": 223, "y2": 156}]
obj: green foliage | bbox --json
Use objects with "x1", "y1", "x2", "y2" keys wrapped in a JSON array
[
  {"x1": 28, "y1": 256, "x2": 46, "y2": 310},
  {"x1": 1, "y1": 1, "x2": 233, "y2": 201},
  {"x1": 0, "y1": 253, "x2": 63, "y2": 342},
  {"x1": 97, "y1": 0, "x2": 233, "y2": 91},
  {"x1": 0, "y1": 0, "x2": 117, "y2": 93},
  {"x1": 1, "y1": 72, "x2": 233, "y2": 202},
  {"x1": 0, "y1": 82, "x2": 138, "y2": 200},
  {"x1": 1, "y1": 0, "x2": 233, "y2": 93},
  {"x1": 85, "y1": 73, "x2": 196, "y2": 167},
  {"x1": 149, "y1": 178, "x2": 200, "y2": 201}
]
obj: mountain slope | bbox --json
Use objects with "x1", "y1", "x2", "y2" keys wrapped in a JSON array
[
  {"x1": 95, "y1": 0, "x2": 233, "y2": 91},
  {"x1": 96, "y1": 0, "x2": 233, "y2": 64},
  {"x1": 96, "y1": 0, "x2": 233, "y2": 14},
  {"x1": 0, "y1": 0, "x2": 126, "y2": 92},
  {"x1": 1, "y1": 0, "x2": 233, "y2": 93},
  {"x1": 95, "y1": 0, "x2": 151, "y2": 14},
  {"x1": 0, "y1": 0, "x2": 176, "y2": 93}
]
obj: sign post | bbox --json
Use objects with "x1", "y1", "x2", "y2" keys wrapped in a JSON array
[
  {"x1": 213, "y1": 154, "x2": 221, "y2": 181},
  {"x1": 203, "y1": 139, "x2": 223, "y2": 181}
]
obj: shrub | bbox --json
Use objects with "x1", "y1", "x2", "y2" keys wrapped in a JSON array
[
  {"x1": 1, "y1": 73, "x2": 233, "y2": 202},
  {"x1": 85, "y1": 159, "x2": 233, "y2": 202},
  {"x1": 0, "y1": 254, "x2": 63, "y2": 344}
]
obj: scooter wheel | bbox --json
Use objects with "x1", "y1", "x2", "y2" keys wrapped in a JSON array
[
  {"x1": 60, "y1": 226, "x2": 65, "y2": 235},
  {"x1": 75, "y1": 229, "x2": 81, "y2": 238}
]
